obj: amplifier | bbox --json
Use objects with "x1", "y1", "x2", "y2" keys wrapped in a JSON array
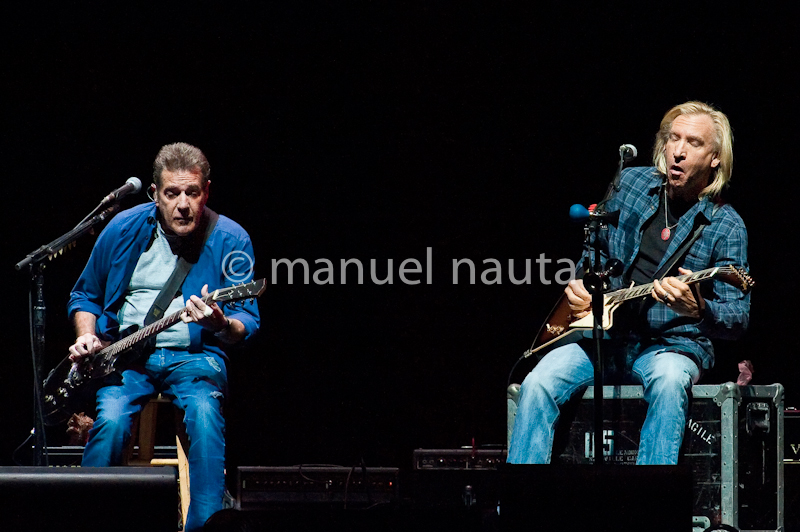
[
  {"x1": 236, "y1": 466, "x2": 399, "y2": 510},
  {"x1": 413, "y1": 448, "x2": 506, "y2": 470},
  {"x1": 38, "y1": 445, "x2": 178, "y2": 466},
  {"x1": 40, "y1": 445, "x2": 84, "y2": 466},
  {"x1": 412, "y1": 449, "x2": 505, "y2": 515}
]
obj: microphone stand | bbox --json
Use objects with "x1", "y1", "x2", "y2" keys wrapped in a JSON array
[
  {"x1": 581, "y1": 146, "x2": 631, "y2": 466},
  {"x1": 15, "y1": 203, "x2": 120, "y2": 465},
  {"x1": 581, "y1": 227, "x2": 621, "y2": 467}
]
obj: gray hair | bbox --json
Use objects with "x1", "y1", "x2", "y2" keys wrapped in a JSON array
[{"x1": 152, "y1": 142, "x2": 210, "y2": 187}]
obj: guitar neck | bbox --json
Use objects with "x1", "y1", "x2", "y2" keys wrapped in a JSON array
[
  {"x1": 98, "y1": 293, "x2": 215, "y2": 358},
  {"x1": 606, "y1": 266, "x2": 724, "y2": 304}
]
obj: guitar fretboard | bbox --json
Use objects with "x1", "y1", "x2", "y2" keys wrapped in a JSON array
[
  {"x1": 96, "y1": 292, "x2": 218, "y2": 362},
  {"x1": 605, "y1": 266, "x2": 729, "y2": 305}
]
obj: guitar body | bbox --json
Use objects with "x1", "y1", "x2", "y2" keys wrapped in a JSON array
[
  {"x1": 41, "y1": 278, "x2": 267, "y2": 426},
  {"x1": 42, "y1": 326, "x2": 144, "y2": 426},
  {"x1": 42, "y1": 356, "x2": 101, "y2": 426},
  {"x1": 527, "y1": 265, "x2": 753, "y2": 360},
  {"x1": 530, "y1": 294, "x2": 620, "y2": 357}
]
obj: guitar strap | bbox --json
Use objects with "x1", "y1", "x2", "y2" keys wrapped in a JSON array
[
  {"x1": 653, "y1": 203, "x2": 720, "y2": 282},
  {"x1": 628, "y1": 204, "x2": 718, "y2": 319},
  {"x1": 144, "y1": 207, "x2": 219, "y2": 326}
]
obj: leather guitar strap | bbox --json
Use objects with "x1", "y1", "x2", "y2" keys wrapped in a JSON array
[
  {"x1": 654, "y1": 203, "x2": 719, "y2": 282},
  {"x1": 654, "y1": 223, "x2": 706, "y2": 282},
  {"x1": 631, "y1": 204, "x2": 717, "y2": 319}
]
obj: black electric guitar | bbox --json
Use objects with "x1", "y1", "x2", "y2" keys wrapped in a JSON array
[
  {"x1": 527, "y1": 265, "x2": 754, "y2": 358},
  {"x1": 42, "y1": 279, "x2": 266, "y2": 426}
]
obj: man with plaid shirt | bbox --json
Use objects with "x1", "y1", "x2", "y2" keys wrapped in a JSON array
[{"x1": 508, "y1": 102, "x2": 749, "y2": 465}]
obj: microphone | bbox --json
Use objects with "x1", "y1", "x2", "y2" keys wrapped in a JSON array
[
  {"x1": 100, "y1": 177, "x2": 142, "y2": 205},
  {"x1": 619, "y1": 144, "x2": 637, "y2": 162}
]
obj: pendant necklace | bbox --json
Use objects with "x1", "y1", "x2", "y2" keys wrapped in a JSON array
[{"x1": 661, "y1": 186, "x2": 679, "y2": 241}]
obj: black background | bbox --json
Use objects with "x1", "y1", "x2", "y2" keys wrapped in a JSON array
[{"x1": 1, "y1": 3, "x2": 794, "y2": 481}]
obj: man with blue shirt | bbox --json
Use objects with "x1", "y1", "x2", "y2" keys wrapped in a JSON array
[
  {"x1": 508, "y1": 102, "x2": 749, "y2": 465},
  {"x1": 68, "y1": 142, "x2": 260, "y2": 531}
]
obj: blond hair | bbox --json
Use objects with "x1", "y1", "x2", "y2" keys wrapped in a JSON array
[{"x1": 652, "y1": 101, "x2": 733, "y2": 200}]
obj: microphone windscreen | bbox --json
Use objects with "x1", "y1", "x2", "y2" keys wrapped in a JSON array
[
  {"x1": 126, "y1": 177, "x2": 142, "y2": 192},
  {"x1": 569, "y1": 203, "x2": 590, "y2": 222}
]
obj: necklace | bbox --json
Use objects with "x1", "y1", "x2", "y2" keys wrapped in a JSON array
[{"x1": 661, "y1": 186, "x2": 679, "y2": 241}]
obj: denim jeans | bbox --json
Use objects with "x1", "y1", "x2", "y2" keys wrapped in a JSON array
[
  {"x1": 82, "y1": 348, "x2": 228, "y2": 532},
  {"x1": 507, "y1": 342, "x2": 700, "y2": 465}
]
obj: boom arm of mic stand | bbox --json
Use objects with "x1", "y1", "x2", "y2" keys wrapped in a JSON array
[
  {"x1": 15, "y1": 204, "x2": 120, "y2": 271},
  {"x1": 595, "y1": 152, "x2": 628, "y2": 213}
]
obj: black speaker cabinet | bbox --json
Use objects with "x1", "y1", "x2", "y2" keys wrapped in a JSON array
[
  {"x1": 0, "y1": 466, "x2": 178, "y2": 532},
  {"x1": 501, "y1": 464, "x2": 692, "y2": 532}
]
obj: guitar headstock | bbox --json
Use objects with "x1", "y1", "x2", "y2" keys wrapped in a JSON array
[
  {"x1": 718, "y1": 265, "x2": 754, "y2": 294},
  {"x1": 210, "y1": 279, "x2": 267, "y2": 305}
]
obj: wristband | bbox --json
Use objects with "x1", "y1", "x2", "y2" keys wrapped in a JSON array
[{"x1": 214, "y1": 317, "x2": 231, "y2": 336}]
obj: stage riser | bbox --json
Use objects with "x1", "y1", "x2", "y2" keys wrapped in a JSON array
[{"x1": 509, "y1": 383, "x2": 786, "y2": 530}]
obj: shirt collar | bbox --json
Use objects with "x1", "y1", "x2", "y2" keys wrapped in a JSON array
[{"x1": 650, "y1": 169, "x2": 716, "y2": 224}]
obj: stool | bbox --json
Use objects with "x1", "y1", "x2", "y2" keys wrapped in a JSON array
[{"x1": 124, "y1": 394, "x2": 190, "y2": 527}]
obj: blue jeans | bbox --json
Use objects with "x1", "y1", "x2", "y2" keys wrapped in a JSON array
[
  {"x1": 82, "y1": 348, "x2": 228, "y2": 532},
  {"x1": 507, "y1": 342, "x2": 700, "y2": 465}
]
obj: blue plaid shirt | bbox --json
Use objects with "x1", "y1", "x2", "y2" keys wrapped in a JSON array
[{"x1": 583, "y1": 166, "x2": 750, "y2": 369}]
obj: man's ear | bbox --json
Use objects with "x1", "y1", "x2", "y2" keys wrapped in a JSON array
[
  {"x1": 711, "y1": 155, "x2": 721, "y2": 168},
  {"x1": 149, "y1": 183, "x2": 158, "y2": 203}
]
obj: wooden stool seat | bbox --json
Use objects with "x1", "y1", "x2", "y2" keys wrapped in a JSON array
[{"x1": 125, "y1": 393, "x2": 190, "y2": 528}]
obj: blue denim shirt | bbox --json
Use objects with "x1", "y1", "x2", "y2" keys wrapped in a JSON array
[
  {"x1": 584, "y1": 166, "x2": 750, "y2": 369},
  {"x1": 68, "y1": 202, "x2": 260, "y2": 359}
]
